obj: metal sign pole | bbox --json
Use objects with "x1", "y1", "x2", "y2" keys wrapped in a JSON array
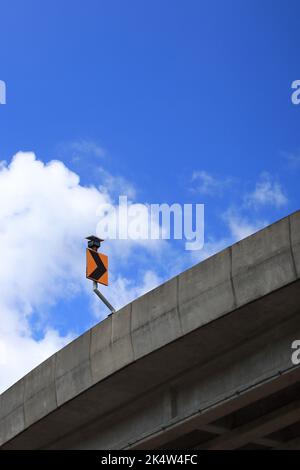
[{"x1": 93, "y1": 281, "x2": 116, "y2": 314}]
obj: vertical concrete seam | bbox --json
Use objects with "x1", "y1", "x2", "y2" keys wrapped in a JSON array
[
  {"x1": 21, "y1": 378, "x2": 26, "y2": 429},
  {"x1": 229, "y1": 246, "x2": 237, "y2": 308},
  {"x1": 110, "y1": 313, "x2": 114, "y2": 344},
  {"x1": 88, "y1": 328, "x2": 93, "y2": 384},
  {"x1": 176, "y1": 275, "x2": 183, "y2": 334},
  {"x1": 53, "y1": 353, "x2": 58, "y2": 408},
  {"x1": 288, "y1": 215, "x2": 298, "y2": 279},
  {"x1": 88, "y1": 327, "x2": 92, "y2": 361},
  {"x1": 129, "y1": 303, "x2": 135, "y2": 361}
]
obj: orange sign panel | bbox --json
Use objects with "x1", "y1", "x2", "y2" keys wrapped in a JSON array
[{"x1": 86, "y1": 248, "x2": 108, "y2": 285}]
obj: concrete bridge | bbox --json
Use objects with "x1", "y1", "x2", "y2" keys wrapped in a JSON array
[{"x1": 1, "y1": 210, "x2": 300, "y2": 450}]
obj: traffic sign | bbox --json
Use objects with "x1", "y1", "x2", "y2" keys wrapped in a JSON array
[{"x1": 86, "y1": 248, "x2": 108, "y2": 285}]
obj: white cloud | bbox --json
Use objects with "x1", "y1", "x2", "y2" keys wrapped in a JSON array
[
  {"x1": 190, "y1": 237, "x2": 230, "y2": 264},
  {"x1": 55, "y1": 139, "x2": 106, "y2": 164},
  {"x1": 0, "y1": 152, "x2": 111, "y2": 391},
  {"x1": 0, "y1": 152, "x2": 163, "y2": 393},
  {"x1": 188, "y1": 169, "x2": 274, "y2": 263},
  {"x1": 97, "y1": 167, "x2": 136, "y2": 200},
  {"x1": 224, "y1": 209, "x2": 268, "y2": 241},
  {"x1": 70, "y1": 139, "x2": 106, "y2": 160},
  {"x1": 245, "y1": 172, "x2": 287, "y2": 209},
  {"x1": 0, "y1": 326, "x2": 72, "y2": 396},
  {"x1": 190, "y1": 203, "x2": 270, "y2": 266},
  {"x1": 191, "y1": 211, "x2": 267, "y2": 265},
  {"x1": 283, "y1": 150, "x2": 300, "y2": 168},
  {"x1": 58, "y1": 139, "x2": 136, "y2": 198},
  {"x1": 191, "y1": 170, "x2": 232, "y2": 196}
]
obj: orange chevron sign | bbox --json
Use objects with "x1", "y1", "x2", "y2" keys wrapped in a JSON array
[{"x1": 86, "y1": 248, "x2": 108, "y2": 285}]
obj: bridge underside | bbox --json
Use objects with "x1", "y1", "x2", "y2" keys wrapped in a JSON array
[{"x1": 136, "y1": 371, "x2": 300, "y2": 450}]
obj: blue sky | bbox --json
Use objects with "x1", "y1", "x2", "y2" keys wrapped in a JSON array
[{"x1": 0, "y1": 0, "x2": 300, "y2": 391}]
